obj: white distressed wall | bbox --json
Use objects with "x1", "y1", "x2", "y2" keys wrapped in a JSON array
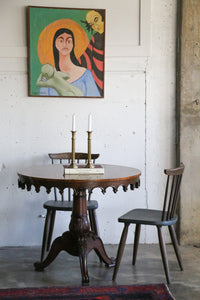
[{"x1": 0, "y1": 0, "x2": 177, "y2": 246}]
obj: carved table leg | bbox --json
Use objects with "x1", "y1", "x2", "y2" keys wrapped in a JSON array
[
  {"x1": 35, "y1": 231, "x2": 73, "y2": 271},
  {"x1": 35, "y1": 189, "x2": 115, "y2": 284},
  {"x1": 79, "y1": 238, "x2": 89, "y2": 284},
  {"x1": 91, "y1": 235, "x2": 115, "y2": 267},
  {"x1": 70, "y1": 190, "x2": 92, "y2": 284}
]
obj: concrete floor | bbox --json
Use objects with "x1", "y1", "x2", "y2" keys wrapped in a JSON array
[{"x1": 0, "y1": 244, "x2": 199, "y2": 299}]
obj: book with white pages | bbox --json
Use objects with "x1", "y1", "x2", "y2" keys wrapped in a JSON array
[{"x1": 63, "y1": 164, "x2": 104, "y2": 175}]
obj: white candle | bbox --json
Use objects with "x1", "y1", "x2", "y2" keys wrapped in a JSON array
[
  {"x1": 88, "y1": 113, "x2": 92, "y2": 132},
  {"x1": 72, "y1": 114, "x2": 76, "y2": 131}
]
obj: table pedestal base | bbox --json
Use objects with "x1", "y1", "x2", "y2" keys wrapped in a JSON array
[{"x1": 34, "y1": 230, "x2": 115, "y2": 284}]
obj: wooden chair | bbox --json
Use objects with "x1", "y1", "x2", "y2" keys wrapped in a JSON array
[
  {"x1": 40, "y1": 152, "x2": 100, "y2": 262},
  {"x1": 112, "y1": 163, "x2": 185, "y2": 284}
]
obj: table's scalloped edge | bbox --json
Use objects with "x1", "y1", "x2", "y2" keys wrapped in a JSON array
[{"x1": 18, "y1": 177, "x2": 141, "y2": 195}]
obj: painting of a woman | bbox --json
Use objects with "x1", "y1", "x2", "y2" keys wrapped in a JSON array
[
  {"x1": 28, "y1": 7, "x2": 105, "y2": 98},
  {"x1": 38, "y1": 28, "x2": 100, "y2": 97}
]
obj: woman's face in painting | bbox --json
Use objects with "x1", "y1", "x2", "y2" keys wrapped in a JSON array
[{"x1": 55, "y1": 32, "x2": 73, "y2": 56}]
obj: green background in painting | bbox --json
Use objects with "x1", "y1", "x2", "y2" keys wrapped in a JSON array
[{"x1": 29, "y1": 7, "x2": 93, "y2": 96}]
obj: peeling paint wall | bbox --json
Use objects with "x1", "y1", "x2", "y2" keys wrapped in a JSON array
[
  {"x1": 179, "y1": 0, "x2": 200, "y2": 245},
  {"x1": 0, "y1": 0, "x2": 177, "y2": 246}
]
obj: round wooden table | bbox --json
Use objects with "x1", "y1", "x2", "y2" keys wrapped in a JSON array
[{"x1": 18, "y1": 164, "x2": 141, "y2": 284}]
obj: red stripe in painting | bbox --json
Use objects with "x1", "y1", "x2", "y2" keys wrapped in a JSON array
[
  {"x1": 92, "y1": 71, "x2": 103, "y2": 89},
  {"x1": 93, "y1": 47, "x2": 104, "y2": 55},
  {"x1": 84, "y1": 53, "x2": 92, "y2": 70},
  {"x1": 88, "y1": 43, "x2": 93, "y2": 51},
  {"x1": 93, "y1": 57, "x2": 104, "y2": 71}
]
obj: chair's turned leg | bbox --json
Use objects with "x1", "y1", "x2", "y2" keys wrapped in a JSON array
[
  {"x1": 41, "y1": 209, "x2": 51, "y2": 262},
  {"x1": 132, "y1": 224, "x2": 141, "y2": 265},
  {"x1": 88, "y1": 210, "x2": 94, "y2": 232},
  {"x1": 47, "y1": 210, "x2": 56, "y2": 251},
  {"x1": 169, "y1": 225, "x2": 183, "y2": 270},
  {"x1": 112, "y1": 223, "x2": 130, "y2": 281},
  {"x1": 88, "y1": 209, "x2": 99, "y2": 237},
  {"x1": 157, "y1": 225, "x2": 171, "y2": 284}
]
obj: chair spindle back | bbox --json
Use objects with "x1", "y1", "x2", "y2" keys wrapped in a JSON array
[{"x1": 162, "y1": 163, "x2": 185, "y2": 221}]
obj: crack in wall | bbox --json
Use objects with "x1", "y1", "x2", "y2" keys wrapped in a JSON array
[{"x1": 144, "y1": 57, "x2": 149, "y2": 243}]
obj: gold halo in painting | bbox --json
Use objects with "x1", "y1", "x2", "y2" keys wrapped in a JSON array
[{"x1": 37, "y1": 19, "x2": 89, "y2": 66}]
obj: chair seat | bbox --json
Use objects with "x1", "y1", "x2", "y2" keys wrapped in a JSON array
[
  {"x1": 43, "y1": 200, "x2": 98, "y2": 211},
  {"x1": 118, "y1": 209, "x2": 177, "y2": 226}
]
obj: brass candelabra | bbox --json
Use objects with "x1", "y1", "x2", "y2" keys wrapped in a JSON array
[
  {"x1": 69, "y1": 130, "x2": 77, "y2": 168},
  {"x1": 85, "y1": 131, "x2": 94, "y2": 168}
]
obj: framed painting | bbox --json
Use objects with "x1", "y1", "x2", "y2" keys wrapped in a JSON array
[{"x1": 28, "y1": 6, "x2": 105, "y2": 98}]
